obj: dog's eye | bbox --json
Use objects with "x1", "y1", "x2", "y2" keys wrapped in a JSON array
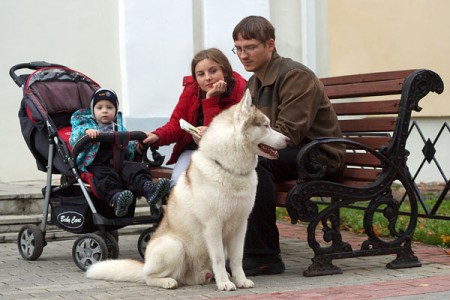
[{"x1": 255, "y1": 118, "x2": 270, "y2": 128}]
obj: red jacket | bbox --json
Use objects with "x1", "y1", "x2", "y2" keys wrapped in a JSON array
[{"x1": 152, "y1": 71, "x2": 247, "y2": 164}]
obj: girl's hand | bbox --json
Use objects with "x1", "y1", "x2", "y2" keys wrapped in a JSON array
[
  {"x1": 85, "y1": 129, "x2": 99, "y2": 139},
  {"x1": 193, "y1": 126, "x2": 208, "y2": 144},
  {"x1": 206, "y1": 80, "x2": 227, "y2": 98},
  {"x1": 143, "y1": 132, "x2": 160, "y2": 144}
]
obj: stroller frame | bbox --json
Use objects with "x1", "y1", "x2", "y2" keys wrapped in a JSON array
[{"x1": 11, "y1": 61, "x2": 164, "y2": 270}]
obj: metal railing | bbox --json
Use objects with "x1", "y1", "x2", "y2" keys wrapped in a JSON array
[{"x1": 407, "y1": 121, "x2": 450, "y2": 220}]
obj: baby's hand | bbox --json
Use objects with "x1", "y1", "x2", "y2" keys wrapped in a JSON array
[
  {"x1": 85, "y1": 129, "x2": 99, "y2": 139},
  {"x1": 135, "y1": 142, "x2": 144, "y2": 154}
]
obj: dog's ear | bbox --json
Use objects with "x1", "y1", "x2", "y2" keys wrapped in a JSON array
[
  {"x1": 237, "y1": 89, "x2": 253, "y2": 116},
  {"x1": 235, "y1": 89, "x2": 256, "y2": 134}
]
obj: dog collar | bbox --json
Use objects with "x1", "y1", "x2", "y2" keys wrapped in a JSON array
[{"x1": 213, "y1": 159, "x2": 252, "y2": 177}]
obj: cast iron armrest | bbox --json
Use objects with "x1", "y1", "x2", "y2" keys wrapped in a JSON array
[{"x1": 296, "y1": 137, "x2": 397, "y2": 181}]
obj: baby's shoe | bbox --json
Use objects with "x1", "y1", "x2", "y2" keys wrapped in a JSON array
[
  {"x1": 110, "y1": 190, "x2": 134, "y2": 217},
  {"x1": 143, "y1": 179, "x2": 171, "y2": 206}
]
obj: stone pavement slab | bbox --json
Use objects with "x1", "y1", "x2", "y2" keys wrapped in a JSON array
[{"x1": 1, "y1": 222, "x2": 449, "y2": 299}]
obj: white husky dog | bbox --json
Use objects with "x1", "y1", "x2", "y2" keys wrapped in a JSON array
[{"x1": 86, "y1": 90, "x2": 288, "y2": 291}]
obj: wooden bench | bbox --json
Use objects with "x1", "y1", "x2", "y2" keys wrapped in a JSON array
[{"x1": 150, "y1": 69, "x2": 444, "y2": 277}]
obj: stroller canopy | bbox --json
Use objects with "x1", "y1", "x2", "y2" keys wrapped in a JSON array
[
  {"x1": 18, "y1": 66, "x2": 100, "y2": 174},
  {"x1": 23, "y1": 67, "x2": 100, "y2": 128}
]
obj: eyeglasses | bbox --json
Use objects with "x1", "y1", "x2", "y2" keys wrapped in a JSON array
[{"x1": 232, "y1": 41, "x2": 265, "y2": 55}]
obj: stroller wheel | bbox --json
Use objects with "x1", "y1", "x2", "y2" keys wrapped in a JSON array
[
  {"x1": 104, "y1": 232, "x2": 120, "y2": 259},
  {"x1": 110, "y1": 230, "x2": 119, "y2": 242},
  {"x1": 93, "y1": 231, "x2": 119, "y2": 259},
  {"x1": 72, "y1": 233, "x2": 108, "y2": 271},
  {"x1": 17, "y1": 224, "x2": 45, "y2": 260},
  {"x1": 137, "y1": 225, "x2": 157, "y2": 259}
]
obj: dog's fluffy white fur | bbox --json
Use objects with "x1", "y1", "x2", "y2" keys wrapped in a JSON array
[{"x1": 86, "y1": 90, "x2": 288, "y2": 291}]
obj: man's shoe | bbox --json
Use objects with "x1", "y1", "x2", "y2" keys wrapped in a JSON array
[
  {"x1": 143, "y1": 179, "x2": 171, "y2": 206},
  {"x1": 242, "y1": 254, "x2": 285, "y2": 276},
  {"x1": 110, "y1": 190, "x2": 134, "y2": 217}
]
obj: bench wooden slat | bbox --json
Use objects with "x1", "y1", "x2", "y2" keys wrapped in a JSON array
[
  {"x1": 150, "y1": 168, "x2": 172, "y2": 179},
  {"x1": 344, "y1": 136, "x2": 391, "y2": 150},
  {"x1": 275, "y1": 180, "x2": 297, "y2": 192},
  {"x1": 343, "y1": 168, "x2": 382, "y2": 181},
  {"x1": 325, "y1": 79, "x2": 404, "y2": 99},
  {"x1": 339, "y1": 117, "x2": 397, "y2": 132},
  {"x1": 321, "y1": 69, "x2": 415, "y2": 86},
  {"x1": 344, "y1": 152, "x2": 381, "y2": 168},
  {"x1": 333, "y1": 99, "x2": 401, "y2": 115},
  {"x1": 275, "y1": 192, "x2": 288, "y2": 207},
  {"x1": 339, "y1": 179, "x2": 375, "y2": 187}
]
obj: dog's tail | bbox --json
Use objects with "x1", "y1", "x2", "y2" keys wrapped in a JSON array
[{"x1": 86, "y1": 259, "x2": 145, "y2": 283}]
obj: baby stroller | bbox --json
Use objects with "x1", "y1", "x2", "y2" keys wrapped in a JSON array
[{"x1": 10, "y1": 61, "x2": 165, "y2": 271}]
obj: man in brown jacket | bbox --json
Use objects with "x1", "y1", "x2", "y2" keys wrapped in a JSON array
[{"x1": 232, "y1": 15, "x2": 345, "y2": 276}]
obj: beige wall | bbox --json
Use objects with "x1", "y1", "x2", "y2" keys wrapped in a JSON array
[{"x1": 328, "y1": 0, "x2": 450, "y2": 117}]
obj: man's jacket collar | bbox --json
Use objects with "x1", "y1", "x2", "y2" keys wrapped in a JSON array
[{"x1": 260, "y1": 51, "x2": 281, "y2": 87}]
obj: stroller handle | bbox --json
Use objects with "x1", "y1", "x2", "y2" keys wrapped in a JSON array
[
  {"x1": 9, "y1": 61, "x2": 66, "y2": 87},
  {"x1": 71, "y1": 131, "x2": 165, "y2": 168}
]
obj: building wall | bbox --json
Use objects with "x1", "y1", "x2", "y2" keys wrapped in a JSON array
[
  {"x1": 1, "y1": 0, "x2": 447, "y2": 183},
  {"x1": 328, "y1": 0, "x2": 450, "y2": 117},
  {"x1": 1, "y1": 0, "x2": 122, "y2": 182},
  {"x1": 327, "y1": 0, "x2": 450, "y2": 183}
]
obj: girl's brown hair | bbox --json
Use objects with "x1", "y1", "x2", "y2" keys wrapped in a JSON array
[
  {"x1": 191, "y1": 48, "x2": 235, "y2": 98},
  {"x1": 191, "y1": 48, "x2": 233, "y2": 81}
]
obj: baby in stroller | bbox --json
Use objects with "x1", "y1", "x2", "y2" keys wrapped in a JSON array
[{"x1": 70, "y1": 87, "x2": 171, "y2": 217}]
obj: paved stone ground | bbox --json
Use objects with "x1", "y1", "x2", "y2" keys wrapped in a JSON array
[{"x1": 1, "y1": 222, "x2": 449, "y2": 299}]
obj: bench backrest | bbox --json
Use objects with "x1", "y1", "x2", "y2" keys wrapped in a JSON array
[{"x1": 322, "y1": 69, "x2": 441, "y2": 187}]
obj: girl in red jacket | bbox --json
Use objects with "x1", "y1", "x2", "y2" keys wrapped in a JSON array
[{"x1": 143, "y1": 48, "x2": 247, "y2": 186}]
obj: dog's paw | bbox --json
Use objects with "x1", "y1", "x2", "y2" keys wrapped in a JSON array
[
  {"x1": 146, "y1": 278, "x2": 178, "y2": 289},
  {"x1": 235, "y1": 278, "x2": 254, "y2": 289},
  {"x1": 216, "y1": 280, "x2": 237, "y2": 291},
  {"x1": 165, "y1": 279, "x2": 178, "y2": 289},
  {"x1": 161, "y1": 278, "x2": 178, "y2": 289}
]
